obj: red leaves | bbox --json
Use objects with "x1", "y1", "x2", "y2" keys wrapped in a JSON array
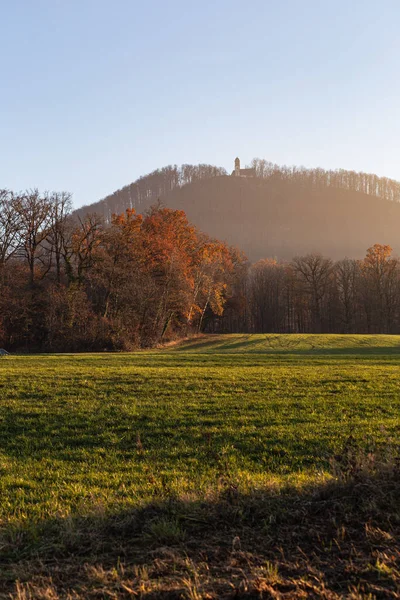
[{"x1": 102, "y1": 206, "x2": 242, "y2": 335}]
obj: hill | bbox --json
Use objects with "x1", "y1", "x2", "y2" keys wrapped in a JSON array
[
  {"x1": 75, "y1": 163, "x2": 400, "y2": 261},
  {"x1": 161, "y1": 176, "x2": 400, "y2": 260}
]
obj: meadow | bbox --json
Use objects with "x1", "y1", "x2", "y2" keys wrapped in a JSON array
[{"x1": 0, "y1": 334, "x2": 399, "y2": 598}]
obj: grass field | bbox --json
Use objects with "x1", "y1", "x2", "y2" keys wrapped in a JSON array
[{"x1": 0, "y1": 334, "x2": 399, "y2": 598}]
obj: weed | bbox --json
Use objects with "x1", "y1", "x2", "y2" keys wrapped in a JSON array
[{"x1": 144, "y1": 516, "x2": 186, "y2": 546}]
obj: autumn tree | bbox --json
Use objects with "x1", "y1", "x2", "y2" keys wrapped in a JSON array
[
  {"x1": 360, "y1": 244, "x2": 399, "y2": 333},
  {"x1": 139, "y1": 207, "x2": 198, "y2": 342},
  {"x1": 189, "y1": 237, "x2": 236, "y2": 332}
]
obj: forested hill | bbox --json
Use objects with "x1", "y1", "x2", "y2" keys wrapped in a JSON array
[
  {"x1": 75, "y1": 161, "x2": 400, "y2": 260},
  {"x1": 75, "y1": 164, "x2": 227, "y2": 222}
]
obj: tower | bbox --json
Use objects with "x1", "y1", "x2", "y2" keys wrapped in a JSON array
[{"x1": 234, "y1": 157, "x2": 240, "y2": 176}]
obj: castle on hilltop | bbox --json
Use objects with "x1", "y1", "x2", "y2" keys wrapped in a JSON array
[{"x1": 231, "y1": 157, "x2": 256, "y2": 177}]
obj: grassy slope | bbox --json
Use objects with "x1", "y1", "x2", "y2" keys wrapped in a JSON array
[
  {"x1": 171, "y1": 333, "x2": 400, "y2": 353},
  {"x1": 1, "y1": 334, "x2": 399, "y2": 598}
]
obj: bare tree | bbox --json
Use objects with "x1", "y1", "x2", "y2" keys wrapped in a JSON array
[
  {"x1": 61, "y1": 213, "x2": 103, "y2": 286},
  {"x1": 0, "y1": 190, "x2": 24, "y2": 266},
  {"x1": 335, "y1": 258, "x2": 359, "y2": 333},
  {"x1": 15, "y1": 190, "x2": 53, "y2": 285},
  {"x1": 249, "y1": 259, "x2": 286, "y2": 332},
  {"x1": 291, "y1": 253, "x2": 333, "y2": 331},
  {"x1": 46, "y1": 192, "x2": 73, "y2": 284}
]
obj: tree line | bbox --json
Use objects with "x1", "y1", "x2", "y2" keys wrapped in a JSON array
[
  {"x1": 75, "y1": 164, "x2": 227, "y2": 224},
  {"x1": 0, "y1": 189, "x2": 243, "y2": 351},
  {"x1": 250, "y1": 158, "x2": 400, "y2": 203},
  {"x1": 219, "y1": 244, "x2": 400, "y2": 335},
  {"x1": 1, "y1": 189, "x2": 400, "y2": 351}
]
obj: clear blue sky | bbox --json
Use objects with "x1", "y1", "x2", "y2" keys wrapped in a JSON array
[{"x1": 1, "y1": 0, "x2": 400, "y2": 208}]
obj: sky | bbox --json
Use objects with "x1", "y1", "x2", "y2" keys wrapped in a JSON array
[{"x1": 1, "y1": 0, "x2": 400, "y2": 209}]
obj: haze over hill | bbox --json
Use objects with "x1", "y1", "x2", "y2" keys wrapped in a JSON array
[{"x1": 75, "y1": 161, "x2": 400, "y2": 261}]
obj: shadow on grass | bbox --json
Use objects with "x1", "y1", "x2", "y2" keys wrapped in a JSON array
[
  {"x1": 167, "y1": 334, "x2": 400, "y2": 357},
  {"x1": 172, "y1": 342, "x2": 400, "y2": 356},
  {"x1": 2, "y1": 466, "x2": 399, "y2": 599}
]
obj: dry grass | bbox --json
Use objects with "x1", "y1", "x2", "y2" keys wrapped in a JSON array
[{"x1": 3, "y1": 462, "x2": 400, "y2": 599}]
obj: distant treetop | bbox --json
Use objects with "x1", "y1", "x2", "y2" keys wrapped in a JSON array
[{"x1": 74, "y1": 158, "x2": 400, "y2": 224}]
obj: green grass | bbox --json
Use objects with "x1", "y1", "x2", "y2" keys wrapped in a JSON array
[
  {"x1": 171, "y1": 332, "x2": 400, "y2": 353},
  {"x1": 0, "y1": 334, "x2": 399, "y2": 598},
  {"x1": 0, "y1": 333, "x2": 399, "y2": 523}
]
